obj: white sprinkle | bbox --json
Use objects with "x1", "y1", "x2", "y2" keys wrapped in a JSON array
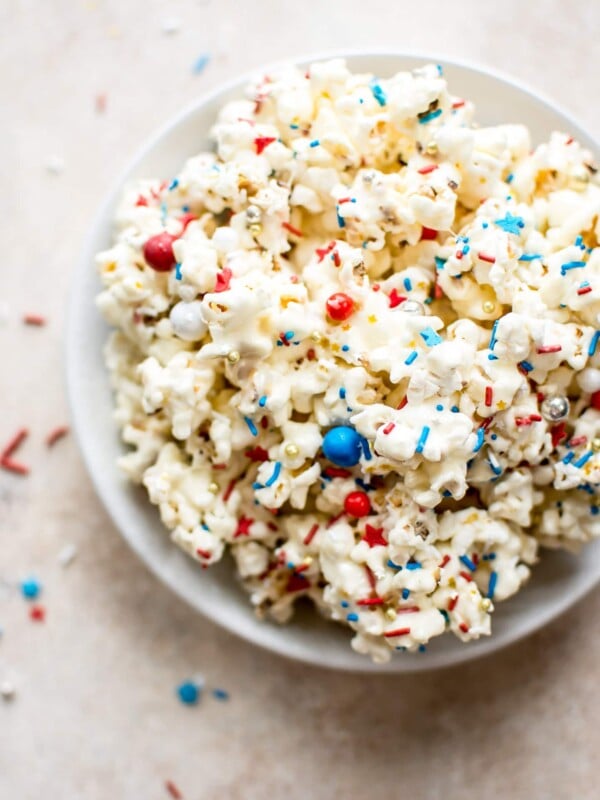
[
  {"x1": 58, "y1": 544, "x2": 78, "y2": 567},
  {"x1": 45, "y1": 155, "x2": 65, "y2": 175},
  {"x1": 0, "y1": 681, "x2": 15, "y2": 701},
  {"x1": 161, "y1": 16, "x2": 182, "y2": 35}
]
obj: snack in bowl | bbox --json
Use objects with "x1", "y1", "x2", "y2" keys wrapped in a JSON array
[{"x1": 96, "y1": 59, "x2": 600, "y2": 662}]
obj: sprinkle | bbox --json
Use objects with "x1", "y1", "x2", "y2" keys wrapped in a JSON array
[
  {"x1": 212, "y1": 688, "x2": 229, "y2": 701},
  {"x1": 244, "y1": 417, "x2": 258, "y2": 437},
  {"x1": 403, "y1": 277, "x2": 412, "y2": 291},
  {"x1": 448, "y1": 595, "x2": 459, "y2": 611},
  {"x1": 383, "y1": 627, "x2": 411, "y2": 638},
  {"x1": 477, "y1": 252, "x2": 496, "y2": 264},
  {"x1": 487, "y1": 453, "x2": 502, "y2": 476},
  {"x1": 487, "y1": 571, "x2": 498, "y2": 599},
  {"x1": 536, "y1": 344, "x2": 562, "y2": 354},
  {"x1": 46, "y1": 425, "x2": 69, "y2": 447},
  {"x1": 459, "y1": 555, "x2": 477, "y2": 572},
  {"x1": 405, "y1": 350, "x2": 418, "y2": 366},
  {"x1": 304, "y1": 524, "x2": 319, "y2": 545},
  {"x1": 405, "y1": 561, "x2": 422, "y2": 571},
  {"x1": 473, "y1": 428, "x2": 485, "y2": 453},
  {"x1": 489, "y1": 319, "x2": 499, "y2": 351},
  {"x1": 588, "y1": 331, "x2": 600, "y2": 357},
  {"x1": 418, "y1": 108, "x2": 442, "y2": 124},
  {"x1": 561, "y1": 260, "x2": 586, "y2": 276},
  {"x1": 484, "y1": 386, "x2": 493, "y2": 407},
  {"x1": 222, "y1": 479, "x2": 237, "y2": 502},
  {"x1": 1, "y1": 428, "x2": 29, "y2": 460},
  {"x1": 191, "y1": 54, "x2": 210, "y2": 74},
  {"x1": 568, "y1": 436, "x2": 587, "y2": 447},
  {"x1": 415, "y1": 426, "x2": 430, "y2": 454},
  {"x1": 309, "y1": 139, "x2": 320, "y2": 148},
  {"x1": 452, "y1": 99, "x2": 465, "y2": 109},
  {"x1": 518, "y1": 253, "x2": 542, "y2": 262},
  {"x1": 578, "y1": 285, "x2": 592, "y2": 296},
  {"x1": 519, "y1": 360, "x2": 534, "y2": 373},
  {"x1": 574, "y1": 450, "x2": 593, "y2": 469},
  {"x1": 174, "y1": 263, "x2": 182, "y2": 280},
  {"x1": 282, "y1": 221, "x2": 303, "y2": 237},
  {"x1": 387, "y1": 559, "x2": 402, "y2": 571},
  {"x1": 397, "y1": 605, "x2": 420, "y2": 613},
  {"x1": 258, "y1": 396, "x2": 267, "y2": 408},
  {"x1": 336, "y1": 208, "x2": 345, "y2": 228},
  {"x1": 234, "y1": 517, "x2": 254, "y2": 538},
  {"x1": 95, "y1": 92, "x2": 107, "y2": 113},
  {"x1": 23, "y1": 313, "x2": 46, "y2": 326},
  {"x1": 434, "y1": 256, "x2": 446, "y2": 270},
  {"x1": 417, "y1": 164, "x2": 438, "y2": 175},
  {"x1": 254, "y1": 136, "x2": 277, "y2": 155},
  {"x1": 264, "y1": 461, "x2": 282, "y2": 487},
  {"x1": 21, "y1": 578, "x2": 41, "y2": 600},
  {"x1": 420, "y1": 326, "x2": 442, "y2": 346},
  {"x1": 458, "y1": 623, "x2": 470, "y2": 634},
  {"x1": 370, "y1": 82, "x2": 387, "y2": 106},
  {"x1": 363, "y1": 524, "x2": 386, "y2": 548},
  {"x1": 58, "y1": 544, "x2": 78, "y2": 567},
  {"x1": 402, "y1": 588, "x2": 410, "y2": 600},
  {"x1": 356, "y1": 597, "x2": 385, "y2": 606},
  {"x1": 177, "y1": 681, "x2": 200, "y2": 705},
  {"x1": 439, "y1": 554, "x2": 451, "y2": 568},
  {"x1": 562, "y1": 451, "x2": 575, "y2": 465},
  {"x1": 382, "y1": 422, "x2": 395, "y2": 435},
  {"x1": 494, "y1": 213, "x2": 525, "y2": 235},
  {"x1": 165, "y1": 780, "x2": 183, "y2": 799},
  {"x1": 388, "y1": 288, "x2": 406, "y2": 308},
  {"x1": 346, "y1": 613, "x2": 359, "y2": 622},
  {"x1": 29, "y1": 604, "x2": 45, "y2": 622}
]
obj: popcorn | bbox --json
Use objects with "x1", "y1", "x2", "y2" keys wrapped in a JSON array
[{"x1": 97, "y1": 60, "x2": 600, "y2": 662}]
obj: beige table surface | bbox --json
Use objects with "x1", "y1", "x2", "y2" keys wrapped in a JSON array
[{"x1": 1, "y1": 1, "x2": 599, "y2": 798}]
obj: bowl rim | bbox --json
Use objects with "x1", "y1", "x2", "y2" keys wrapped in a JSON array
[{"x1": 66, "y1": 48, "x2": 600, "y2": 673}]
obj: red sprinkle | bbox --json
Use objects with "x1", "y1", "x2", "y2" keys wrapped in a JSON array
[
  {"x1": 332, "y1": 250, "x2": 341, "y2": 267},
  {"x1": 458, "y1": 622, "x2": 470, "y2": 633},
  {"x1": 418, "y1": 164, "x2": 438, "y2": 175},
  {"x1": 356, "y1": 597, "x2": 385, "y2": 606},
  {"x1": 1, "y1": 428, "x2": 29, "y2": 460},
  {"x1": 365, "y1": 565, "x2": 377, "y2": 591},
  {"x1": 344, "y1": 491, "x2": 371, "y2": 518},
  {"x1": 323, "y1": 467, "x2": 352, "y2": 479},
  {"x1": 383, "y1": 627, "x2": 411, "y2": 638},
  {"x1": 363, "y1": 524, "x2": 386, "y2": 548},
  {"x1": 459, "y1": 571, "x2": 473, "y2": 583},
  {"x1": 23, "y1": 314, "x2": 46, "y2": 326},
  {"x1": 551, "y1": 423, "x2": 567, "y2": 448},
  {"x1": 135, "y1": 195, "x2": 148, "y2": 206},
  {"x1": 568, "y1": 436, "x2": 588, "y2": 447},
  {"x1": 326, "y1": 511, "x2": 345, "y2": 528},
  {"x1": 397, "y1": 396, "x2": 408, "y2": 410},
  {"x1": 420, "y1": 226, "x2": 438, "y2": 240},
  {"x1": 396, "y1": 606, "x2": 421, "y2": 614},
  {"x1": 303, "y1": 524, "x2": 319, "y2": 546},
  {"x1": 95, "y1": 93, "x2": 107, "y2": 114},
  {"x1": 439, "y1": 554, "x2": 451, "y2": 568},
  {"x1": 282, "y1": 221, "x2": 303, "y2": 237},
  {"x1": 143, "y1": 232, "x2": 177, "y2": 272},
  {"x1": 388, "y1": 288, "x2": 407, "y2": 308},
  {"x1": 222, "y1": 480, "x2": 237, "y2": 502},
  {"x1": 536, "y1": 344, "x2": 562, "y2": 354},
  {"x1": 448, "y1": 595, "x2": 459, "y2": 611},
  {"x1": 577, "y1": 286, "x2": 592, "y2": 296},
  {"x1": 452, "y1": 99, "x2": 466, "y2": 109},
  {"x1": 1, "y1": 459, "x2": 29, "y2": 475},
  {"x1": 196, "y1": 548, "x2": 212, "y2": 559},
  {"x1": 214, "y1": 268, "x2": 233, "y2": 293},
  {"x1": 306, "y1": 348, "x2": 316, "y2": 361},
  {"x1": 165, "y1": 780, "x2": 183, "y2": 799},
  {"x1": 254, "y1": 136, "x2": 277, "y2": 154},
  {"x1": 565, "y1": 136, "x2": 574, "y2": 145},
  {"x1": 286, "y1": 573, "x2": 309, "y2": 593},
  {"x1": 246, "y1": 446, "x2": 269, "y2": 462},
  {"x1": 591, "y1": 391, "x2": 600, "y2": 410},
  {"x1": 316, "y1": 242, "x2": 336, "y2": 262},
  {"x1": 382, "y1": 422, "x2": 395, "y2": 435},
  {"x1": 234, "y1": 517, "x2": 254, "y2": 538},
  {"x1": 46, "y1": 426, "x2": 69, "y2": 447},
  {"x1": 178, "y1": 212, "x2": 197, "y2": 232},
  {"x1": 455, "y1": 250, "x2": 463, "y2": 260},
  {"x1": 325, "y1": 292, "x2": 354, "y2": 321},
  {"x1": 477, "y1": 252, "x2": 496, "y2": 264},
  {"x1": 484, "y1": 386, "x2": 493, "y2": 407},
  {"x1": 29, "y1": 605, "x2": 45, "y2": 622}
]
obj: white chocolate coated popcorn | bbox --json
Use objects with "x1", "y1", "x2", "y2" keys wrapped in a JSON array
[{"x1": 97, "y1": 60, "x2": 600, "y2": 662}]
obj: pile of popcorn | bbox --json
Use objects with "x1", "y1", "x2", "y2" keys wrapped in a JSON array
[{"x1": 96, "y1": 60, "x2": 600, "y2": 661}]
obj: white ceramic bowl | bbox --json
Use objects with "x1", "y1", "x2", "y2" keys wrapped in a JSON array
[{"x1": 66, "y1": 51, "x2": 600, "y2": 672}]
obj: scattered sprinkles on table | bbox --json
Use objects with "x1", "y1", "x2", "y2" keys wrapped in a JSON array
[{"x1": 95, "y1": 59, "x2": 600, "y2": 664}]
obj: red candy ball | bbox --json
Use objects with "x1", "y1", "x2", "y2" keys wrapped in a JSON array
[
  {"x1": 591, "y1": 390, "x2": 600, "y2": 410},
  {"x1": 344, "y1": 491, "x2": 371, "y2": 517},
  {"x1": 326, "y1": 292, "x2": 354, "y2": 321},
  {"x1": 143, "y1": 232, "x2": 177, "y2": 272}
]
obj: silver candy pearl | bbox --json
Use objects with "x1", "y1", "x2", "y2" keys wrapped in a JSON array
[
  {"x1": 246, "y1": 205, "x2": 262, "y2": 224},
  {"x1": 541, "y1": 394, "x2": 570, "y2": 422},
  {"x1": 401, "y1": 299, "x2": 425, "y2": 314}
]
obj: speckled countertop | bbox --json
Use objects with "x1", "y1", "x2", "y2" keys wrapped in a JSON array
[{"x1": 1, "y1": 1, "x2": 599, "y2": 797}]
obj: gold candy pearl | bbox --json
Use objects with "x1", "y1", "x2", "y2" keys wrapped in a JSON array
[
  {"x1": 303, "y1": 556, "x2": 313, "y2": 567},
  {"x1": 482, "y1": 300, "x2": 495, "y2": 314},
  {"x1": 425, "y1": 141, "x2": 438, "y2": 155},
  {"x1": 248, "y1": 223, "x2": 262, "y2": 235},
  {"x1": 284, "y1": 443, "x2": 300, "y2": 457},
  {"x1": 208, "y1": 482, "x2": 219, "y2": 494},
  {"x1": 227, "y1": 350, "x2": 240, "y2": 364},
  {"x1": 310, "y1": 331, "x2": 323, "y2": 344},
  {"x1": 385, "y1": 607, "x2": 397, "y2": 621},
  {"x1": 481, "y1": 598, "x2": 493, "y2": 612},
  {"x1": 591, "y1": 438, "x2": 600, "y2": 453}
]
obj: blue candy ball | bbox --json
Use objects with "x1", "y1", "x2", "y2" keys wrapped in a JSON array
[{"x1": 322, "y1": 426, "x2": 362, "y2": 467}]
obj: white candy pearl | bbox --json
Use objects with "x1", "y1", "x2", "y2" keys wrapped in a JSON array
[
  {"x1": 212, "y1": 226, "x2": 239, "y2": 253},
  {"x1": 169, "y1": 301, "x2": 207, "y2": 341},
  {"x1": 577, "y1": 368, "x2": 600, "y2": 394}
]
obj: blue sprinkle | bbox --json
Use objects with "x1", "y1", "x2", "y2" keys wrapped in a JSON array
[
  {"x1": 287, "y1": 562, "x2": 295, "y2": 570},
  {"x1": 387, "y1": 559, "x2": 402, "y2": 571},
  {"x1": 339, "y1": 388, "x2": 346, "y2": 399},
  {"x1": 415, "y1": 426, "x2": 430, "y2": 454},
  {"x1": 437, "y1": 64, "x2": 443, "y2": 76},
  {"x1": 406, "y1": 560, "x2": 422, "y2": 570},
  {"x1": 439, "y1": 609, "x2": 450, "y2": 623},
  {"x1": 405, "y1": 350, "x2": 418, "y2": 365},
  {"x1": 487, "y1": 571, "x2": 498, "y2": 600},
  {"x1": 309, "y1": 139, "x2": 320, "y2": 148},
  {"x1": 181, "y1": 205, "x2": 190, "y2": 213},
  {"x1": 489, "y1": 319, "x2": 499, "y2": 351},
  {"x1": 258, "y1": 395, "x2": 267, "y2": 408},
  {"x1": 168, "y1": 178, "x2": 179, "y2": 191},
  {"x1": 244, "y1": 417, "x2": 258, "y2": 437},
  {"x1": 462, "y1": 245, "x2": 470, "y2": 255},
  {"x1": 488, "y1": 354, "x2": 499, "y2": 361},
  {"x1": 451, "y1": 406, "x2": 459, "y2": 413},
  {"x1": 175, "y1": 263, "x2": 182, "y2": 280},
  {"x1": 403, "y1": 277, "x2": 413, "y2": 291},
  {"x1": 491, "y1": 434, "x2": 497, "y2": 440},
  {"x1": 436, "y1": 404, "x2": 443, "y2": 411},
  {"x1": 591, "y1": 506, "x2": 599, "y2": 516},
  {"x1": 336, "y1": 208, "x2": 345, "y2": 228},
  {"x1": 21, "y1": 578, "x2": 41, "y2": 600},
  {"x1": 434, "y1": 256, "x2": 446, "y2": 270},
  {"x1": 420, "y1": 326, "x2": 442, "y2": 346},
  {"x1": 341, "y1": 344, "x2": 350, "y2": 352},
  {"x1": 506, "y1": 173, "x2": 514, "y2": 184},
  {"x1": 473, "y1": 427, "x2": 485, "y2": 453},
  {"x1": 562, "y1": 451, "x2": 575, "y2": 465},
  {"x1": 442, "y1": 490, "x2": 452, "y2": 497},
  {"x1": 212, "y1": 688, "x2": 229, "y2": 701},
  {"x1": 252, "y1": 481, "x2": 263, "y2": 490},
  {"x1": 402, "y1": 588, "x2": 410, "y2": 599},
  {"x1": 494, "y1": 213, "x2": 525, "y2": 235},
  {"x1": 578, "y1": 483, "x2": 594, "y2": 495},
  {"x1": 418, "y1": 108, "x2": 442, "y2": 124},
  {"x1": 588, "y1": 331, "x2": 600, "y2": 357},
  {"x1": 341, "y1": 600, "x2": 349, "y2": 608},
  {"x1": 177, "y1": 681, "x2": 200, "y2": 705},
  {"x1": 518, "y1": 253, "x2": 542, "y2": 262},
  {"x1": 264, "y1": 461, "x2": 282, "y2": 487},
  {"x1": 160, "y1": 202, "x2": 167, "y2": 224},
  {"x1": 346, "y1": 613, "x2": 359, "y2": 622},
  {"x1": 519, "y1": 360, "x2": 534, "y2": 373},
  {"x1": 284, "y1": 330, "x2": 294, "y2": 340},
  {"x1": 459, "y1": 554, "x2": 477, "y2": 572},
  {"x1": 574, "y1": 450, "x2": 593, "y2": 469},
  {"x1": 360, "y1": 436, "x2": 372, "y2": 461},
  {"x1": 192, "y1": 54, "x2": 211, "y2": 74},
  {"x1": 370, "y1": 81, "x2": 387, "y2": 106},
  {"x1": 561, "y1": 260, "x2": 586, "y2": 276},
  {"x1": 488, "y1": 456, "x2": 502, "y2": 476},
  {"x1": 418, "y1": 644, "x2": 427, "y2": 653},
  {"x1": 482, "y1": 222, "x2": 489, "y2": 229},
  {"x1": 575, "y1": 235, "x2": 583, "y2": 247}
]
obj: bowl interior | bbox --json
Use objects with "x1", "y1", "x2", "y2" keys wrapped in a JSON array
[{"x1": 67, "y1": 52, "x2": 600, "y2": 672}]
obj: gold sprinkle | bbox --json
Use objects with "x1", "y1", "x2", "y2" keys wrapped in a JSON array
[
  {"x1": 497, "y1": 400, "x2": 507, "y2": 410},
  {"x1": 367, "y1": 315, "x2": 377, "y2": 324},
  {"x1": 227, "y1": 351, "x2": 240, "y2": 364}
]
